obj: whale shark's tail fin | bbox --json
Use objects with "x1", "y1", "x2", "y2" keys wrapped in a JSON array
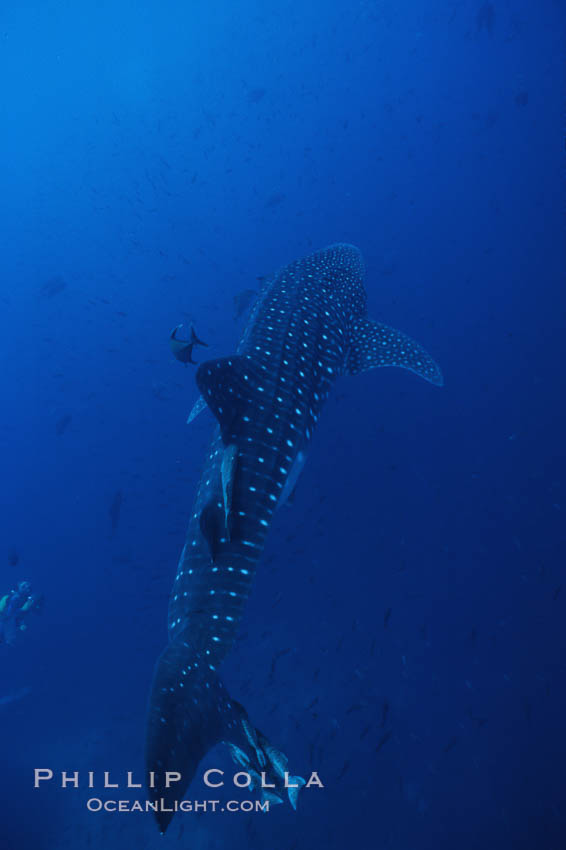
[
  {"x1": 146, "y1": 630, "x2": 304, "y2": 834},
  {"x1": 346, "y1": 319, "x2": 443, "y2": 386}
]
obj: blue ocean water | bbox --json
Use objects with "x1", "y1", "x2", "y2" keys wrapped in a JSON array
[{"x1": 0, "y1": 1, "x2": 564, "y2": 848}]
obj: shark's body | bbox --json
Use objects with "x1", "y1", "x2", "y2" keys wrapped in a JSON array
[{"x1": 146, "y1": 244, "x2": 442, "y2": 833}]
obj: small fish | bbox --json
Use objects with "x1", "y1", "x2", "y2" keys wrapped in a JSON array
[
  {"x1": 169, "y1": 324, "x2": 208, "y2": 365},
  {"x1": 375, "y1": 730, "x2": 392, "y2": 753},
  {"x1": 476, "y1": 1, "x2": 495, "y2": 33},
  {"x1": 523, "y1": 701, "x2": 532, "y2": 725},
  {"x1": 109, "y1": 490, "x2": 123, "y2": 535},
  {"x1": 380, "y1": 700, "x2": 390, "y2": 727},
  {"x1": 384, "y1": 607, "x2": 392, "y2": 628},
  {"x1": 40, "y1": 276, "x2": 66, "y2": 298},
  {"x1": 7, "y1": 550, "x2": 19, "y2": 567},
  {"x1": 515, "y1": 91, "x2": 529, "y2": 107},
  {"x1": 247, "y1": 87, "x2": 266, "y2": 103},
  {"x1": 152, "y1": 381, "x2": 171, "y2": 401},
  {"x1": 55, "y1": 414, "x2": 72, "y2": 436},
  {"x1": 443, "y1": 736, "x2": 458, "y2": 753},
  {"x1": 265, "y1": 192, "x2": 286, "y2": 208},
  {"x1": 270, "y1": 648, "x2": 291, "y2": 676}
]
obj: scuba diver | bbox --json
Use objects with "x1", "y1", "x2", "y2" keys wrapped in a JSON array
[{"x1": 0, "y1": 581, "x2": 44, "y2": 645}]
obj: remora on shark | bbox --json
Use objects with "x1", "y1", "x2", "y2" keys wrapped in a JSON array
[{"x1": 146, "y1": 243, "x2": 442, "y2": 833}]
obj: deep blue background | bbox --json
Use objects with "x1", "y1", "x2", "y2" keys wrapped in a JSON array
[{"x1": 0, "y1": 1, "x2": 564, "y2": 848}]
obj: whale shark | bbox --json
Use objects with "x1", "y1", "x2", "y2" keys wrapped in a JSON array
[{"x1": 145, "y1": 243, "x2": 442, "y2": 833}]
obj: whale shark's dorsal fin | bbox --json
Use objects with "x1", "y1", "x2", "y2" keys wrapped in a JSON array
[
  {"x1": 196, "y1": 356, "x2": 263, "y2": 444},
  {"x1": 346, "y1": 319, "x2": 443, "y2": 386}
]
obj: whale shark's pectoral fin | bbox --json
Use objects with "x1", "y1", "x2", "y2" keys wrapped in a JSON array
[
  {"x1": 278, "y1": 449, "x2": 307, "y2": 509},
  {"x1": 187, "y1": 395, "x2": 206, "y2": 424},
  {"x1": 346, "y1": 319, "x2": 443, "y2": 386},
  {"x1": 221, "y1": 444, "x2": 238, "y2": 539},
  {"x1": 196, "y1": 356, "x2": 263, "y2": 444}
]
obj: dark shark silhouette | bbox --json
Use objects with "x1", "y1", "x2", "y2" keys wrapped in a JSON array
[{"x1": 146, "y1": 244, "x2": 442, "y2": 833}]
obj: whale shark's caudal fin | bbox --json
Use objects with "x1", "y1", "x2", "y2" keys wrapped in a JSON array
[
  {"x1": 146, "y1": 630, "x2": 304, "y2": 834},
  {"x1": 346, "y1": 319, "x2": 443, "y2": 386}
]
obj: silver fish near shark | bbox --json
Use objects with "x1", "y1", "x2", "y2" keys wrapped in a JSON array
[{"x1": 145, "y1": 244, "x2": 442, "y2": 833}]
